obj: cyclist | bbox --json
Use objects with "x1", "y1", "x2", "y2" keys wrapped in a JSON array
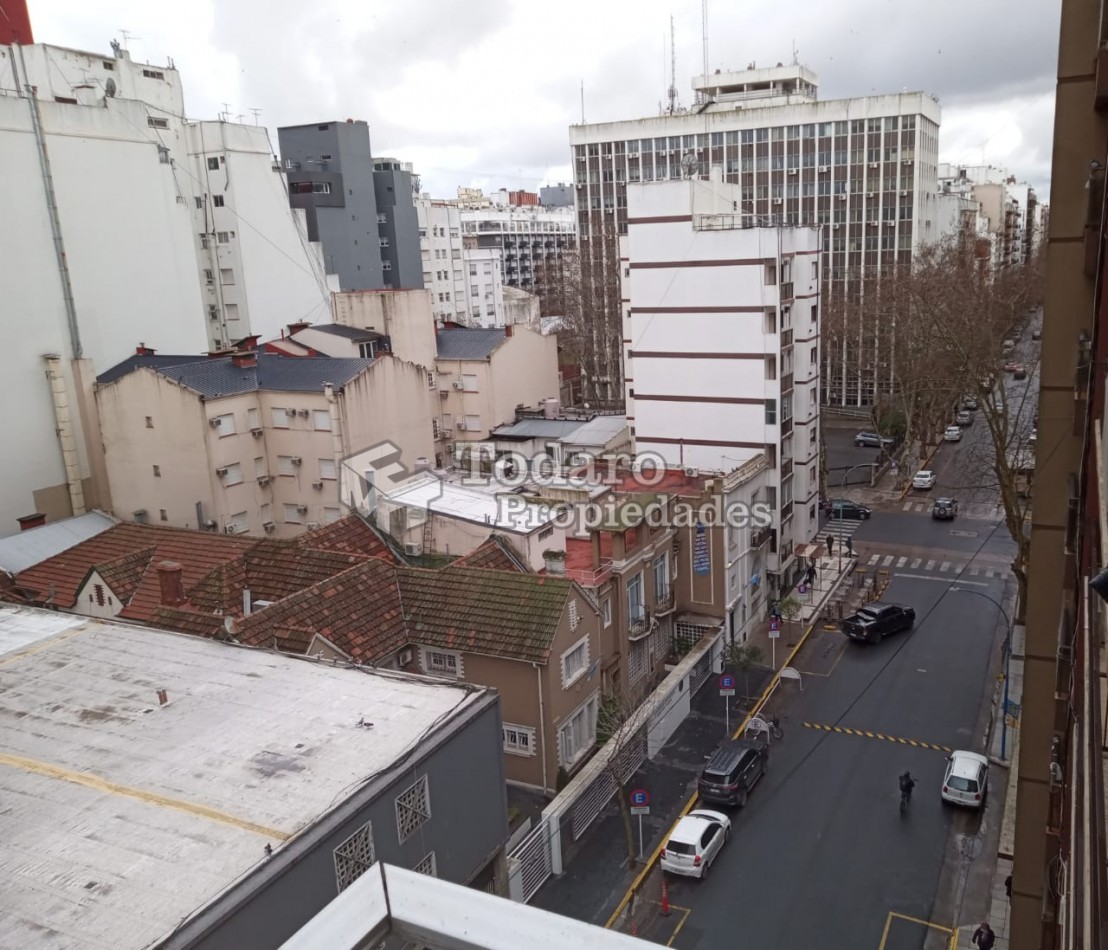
[{"x1": 899, "y1": 771, "x2": 916, "y2": 806}]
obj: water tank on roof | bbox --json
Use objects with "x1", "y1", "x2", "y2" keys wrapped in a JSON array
[{"x1": 543, "y1": 396, "x2": 561, "y2": 420}]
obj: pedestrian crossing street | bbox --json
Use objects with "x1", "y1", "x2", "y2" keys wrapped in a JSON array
[
  {"x1": 822, "y1": 517, "x2": 864, "y2": 543},
  {"x1": 901, "y1": 499, "x2": 1002, "y2": 520},
  {"x1": 865, "y1": 553, "x2": 1009, "y2": 580}
]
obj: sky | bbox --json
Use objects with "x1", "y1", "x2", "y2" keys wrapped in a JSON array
[{"x1": 28, "y1": 0, "x2": 1061, "y2": 202}]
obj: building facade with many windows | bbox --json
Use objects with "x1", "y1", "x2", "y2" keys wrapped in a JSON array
[{"x1": 568, "y1": 64, "x2": 942, "y2": 407}]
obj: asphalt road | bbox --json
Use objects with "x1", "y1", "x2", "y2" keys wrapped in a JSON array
[{"x1": 662, "y1": 525, "x2": 1013, "y2": 949}]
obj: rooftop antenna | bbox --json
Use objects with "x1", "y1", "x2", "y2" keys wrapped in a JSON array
[
  {"x1": 580, "y1": 80, "x2": 585, "y2": 123},
  {"x1": 249, "y1": 107, "x2": 262, "y2": 126},
  {"x1": 701, "y1": 0, "x2": 709, "y2": 79},
  {"x1": 221, "y1": 101, "x2": 232, "y2": 122},
  {"x1": 667, "y1": 15, "x2": 678, "y2": 114},
  {"x1": 792, "y1": 40, "x2": 799, "y2": 66},
  {"x1": 119, "y1": 29, "x2": 139, "y2": 51}
]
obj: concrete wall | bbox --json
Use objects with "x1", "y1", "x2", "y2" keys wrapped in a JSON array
[
  {"x1": 161, "y1": 691, "x2": 508, "y2": 950},
  {"x1": 332, "y1": 290, "x2": 438, "y2": 369},
  {"x1": 373, "y1": 164, "x2": 423, "y2": 290}
]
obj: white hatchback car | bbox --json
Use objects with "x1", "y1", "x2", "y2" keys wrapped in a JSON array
[
  {"x1": 941, "y1": 750, "x2": 989, "y2": 808},
  {"x1": 660, "y1": 809, "x2": 732, "y2": 879},
  {"x1": 912, "y1": 470, "x2": 937, "y2": 490},
  {"x1": 944, "y1": 425, "x2": 963, "y2": 442}
]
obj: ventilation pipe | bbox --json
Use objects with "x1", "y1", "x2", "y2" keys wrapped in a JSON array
[{"x1": 43, "y1": 355, "x2": 86, "y2": 516}]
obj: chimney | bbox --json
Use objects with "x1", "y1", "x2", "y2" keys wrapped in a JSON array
[
  {"x1": 504, "y1": 324, "x2": 513, "y2": 338},
  {"x1": 17, "y1": 513, "x2": 46, "y2": 532},
  {"x1": 156, "y1": 561, "x2": 186, "y2": 607},
  {"x1": 236, "y1": 335, "x2": 260, "y2": 351},
  {"x1": 288, "y1": 321, "x2": 311, "y2": 336},
  {"x1": 136, "y1": 343, "x2": 156, "y2": 356},
  {"x1": 232, "y1": 351, "x2": 258, "y2": 368},
  {"x1": 0, "y1": 0, "x2": 33, "y2": 44}
]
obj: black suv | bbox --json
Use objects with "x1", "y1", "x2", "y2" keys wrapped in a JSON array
[
  {"x1": 932, "y1": 497, "x2": 959, "y2": 521},
  {"x1": 697, "y1": 738, "x2": 768, "y2": 808},
  {"x1": 841, "y1": 602, "x2": 916, "y2": 644}
]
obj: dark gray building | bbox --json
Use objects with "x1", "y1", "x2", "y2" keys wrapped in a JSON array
[
  {"x1": 277, "y1": 120, "x2": 385, "y2": 290},
  {"x1": 372, "y1": 157, "x2": 424, "y2": 289},
  {"x1": 539, "y1": 183, "x2": 574, "y2": 207}
]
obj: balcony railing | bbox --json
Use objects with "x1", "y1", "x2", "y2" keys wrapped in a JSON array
[
  {"x1": 780, "y1": 372, "x2": 794, "y2": 393},
  {"x1": 655, "y1": 584, "x2": 675, "y2": 615},
  {"x1": 779, "y1": 499, "x2": 795, "y2": 522},
  {"x1": 628, "y1": 609, "x2": 652, "y2": 641},
  {"x1": 564, "y1": 559, "x2": 614, "y2": 587},
  {"x1": 780, "y1": 458, "x2": 793, "y2": 480},
  {"x1": 780, "y1": 281, "x2": 794, "y2": 300},
  {"x1": 752, "y1": 525, "x2": 774, "y2": 549},
  {"x1": 781, "y1": 328, "x2": 794, "y2": 349},
  {"x1": 780, "y1": 416, "x2": 793, "y2": 437}
]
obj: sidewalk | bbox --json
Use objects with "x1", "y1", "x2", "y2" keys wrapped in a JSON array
[{"x1": 531, "y1": 555, "x2": 858, "y2": 929}]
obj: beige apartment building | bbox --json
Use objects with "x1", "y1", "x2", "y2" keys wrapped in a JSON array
[{"x1": 94, "y1": 350, "x2": 436, "y2": 537}]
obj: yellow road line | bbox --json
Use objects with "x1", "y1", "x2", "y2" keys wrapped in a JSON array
[
  {"x1": 0, "y1": 751, "x2": 289, "y2": 841},
  {"x1": 604, "y1": 619, "x2": 821, "y2": 930},
  {"x1": 664, "y1": 906, "x2": 692, "y2": 947},
  {"x1": 878, "y1": 910, "x2": 956, "y2": 949},
  {"x1": 802, "y1": 723, "x2": 952, "y2": 753}
]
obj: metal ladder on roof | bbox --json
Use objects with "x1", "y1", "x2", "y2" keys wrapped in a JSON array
[{"x1": 422, "y1": 515, "x2": 433, "y2": 555}]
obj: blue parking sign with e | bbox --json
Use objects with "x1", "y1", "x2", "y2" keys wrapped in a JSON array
[
  {"x1": 720, "y1": 674, "x2": 735, "y2": 689},
  {"x1": 630, "y1": 788, "x2": 649, "y2": 806}
]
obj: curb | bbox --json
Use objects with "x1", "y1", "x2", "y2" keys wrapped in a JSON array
[{"x1": 603, "y1": 566, "x2": 852, "y2": 931}]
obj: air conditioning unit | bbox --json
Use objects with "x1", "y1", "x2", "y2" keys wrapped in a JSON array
[
  {"x1": 398, "y1": 648, "x2": 414, "y2": 666},
  {"x1": 818, "y1": 165, "x2": 829, "y2": 172},
  {"x1": 256, "y1": 475, "x2": 271, "y2": 486},
  {"x1": 403, "y1": 542, "x2": 424, "y2": 557},
  {"x1": 296, "y1": 504, "x2": 308, "y2": 514},
  {"x1": 224, "y1": 524, "x2": 240, "y2": 534},
  {"x1": 290, "y1": 457, "x2": 302, "y2": 466},
  {"x1": 899, "y1": 190, "x2": 908, "y2": 197},
  {"x1": 250, "y1": 427, "x2": 263, "y2": 438},
  {"x1": 262, "y1": 521, "x2": 276, "y2": 533},
  {"x1": 787, "y1": 168, "x2": 797, "y2": 175},
  {"x1": 902, "y1": 159, "x2": 911, "y2": 165},
  {"x1": 305, "y1": 521, "x2": 319, "y2": 530},
  {"x1": 208, "y1": 418, "x2": 221, "y2": 428},
  {"x1": 451, "y1": 380, "x2": 464, "y2": 390},
  {"x1": 457, "y1": 420, "x2": 467, "y2": 430},
  {"x1": 312, "y1": 480, "x2": 323, "y2": 490},
  {"x1": 832, "y1": 223, "x2": 840, "y2": 229},
  {"x1": 215, "y1": 466, "x2": 229, "y2": 477},
  {"x1": 867, "y1": 192, "x2": 876, "y2": 198},
  {"x1": 772, "y1": 198, "x2": 783, "y2": 205},
  {"x1": 684, "y1": 466, "x2": 699, "y2": 478},
  {"x1": 868, "y1": 162, "x2": 878, "y2": 169},
  {"x1": 297, "y1": 409, "x2": 310, "y2": 418},
  {"x1": 837, "y1": 194, "x2": 846, "y2": 200}
]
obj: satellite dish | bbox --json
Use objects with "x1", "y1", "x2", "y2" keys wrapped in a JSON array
[
  {"x1": 104, "y1": 78, "x2": 117, "y2": 98},
  {"x1": 681, "y1": 151, "x2": 698, "y2": 179}
]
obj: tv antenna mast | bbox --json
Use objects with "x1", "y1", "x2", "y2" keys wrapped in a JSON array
[
  {"x1": 667, "y1": 15, "x2": 678, "y2": 114},
  {"x1": 119, "y1": 29, "x2": 140, "y2": 51},
  {"x1": 701, "y1": 0, "x2": 709, "y2": 79},
  {"x1": 249, "y1": 107, "x2": 262, "y2": 126}
]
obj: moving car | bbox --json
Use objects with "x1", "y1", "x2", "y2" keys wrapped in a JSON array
[
  {"x1": 854, "y1": 431, "x2": 894, "y2": 448},
  {"x1": 944, "y1": 425, "x2": 963, "y2": 442},
  {"x1": 840, "y1": 602, "x2": 916, "y2": 644},
  {"x1": 962, "y1": 395, "x2": 978, "y2": 410},
  {"x1": 1013, "y1": 365, "x2": 1028, "y2": 380},
  {"x1": 660, "y1": 810, "x2": 732, "y2": 879},
  {"x1": 932, "y1": 497, "x2": 959, "y2": 520},
  {"x1": 956, "y1": 410, "x2": 973, "y2": 426},
  {"x1": 941, "y1": 750, "x2": 989, "y2": 808},
  {"x1": 912, "y1": 470, "x2": 937, "y2": 490},
  {"x1": 1004, "y1": 360, "x2": 1020, "y2": 373},
  {"x1": 697, "y1": 738, "x2": 769, "y2": 808},
  {"x1": 825, "y1": 498, "x2": 872, "y2": 520}
]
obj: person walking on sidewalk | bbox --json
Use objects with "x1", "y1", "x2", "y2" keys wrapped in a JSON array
[
  {"x1": 825, "y1": 533, "x2": 835, "y2": 557},
  {"x1": 1005, "y1": 874, "x2": 1012, "y2": 903},
  {"x1": 805, "y1": 562, "x2": 817, "y2": 588},
  {"x1": 972, "y1": 922, "x2": 995, "y2": 950}
]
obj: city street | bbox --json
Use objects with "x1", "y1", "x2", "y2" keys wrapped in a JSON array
[{"x1": 657, "y1": 559, "x2": 1012, "y2": 949}]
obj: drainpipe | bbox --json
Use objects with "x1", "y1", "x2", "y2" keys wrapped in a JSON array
[
  {"x1": 43, "y1": 355, "x2": 86, "y2": 516},
  {"x1": 324, "y1": 383, "x2": 345, "y2": 501},
  {"x1": 534, "y1": 662, "x2": 549, "y2": 794}
]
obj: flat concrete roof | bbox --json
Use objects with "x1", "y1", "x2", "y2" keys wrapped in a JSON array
[
  {"x1": 384, "y1": 474, "x2": 556, "y2": 533},
  {"x1": 0, "y1": 511, "x2": 116, "y2": 572},
  {"x1": 0, "y1": 605, "x2": 483, "y2": 950}
]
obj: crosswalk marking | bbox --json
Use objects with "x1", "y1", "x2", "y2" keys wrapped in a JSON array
[
  {"x1": 911, "y1": 558, "x2": 921, "y2": 569},
  {"x1": 868, "y1": 554, "x2": 880, "y2": 566},
  {"x1": 896, "y1": 557, "x2": 907, "y2": 568},
  {"x1": 903, "y1": 501, "x2": 913, "y2": 511},
  {"x1": 926, "y1": 560, "x2": 936, "y2": 571},
  {"x1": 882, "y1": 555, "x2": 894, "y2": 567},
  {"x1": 969, "y1": 566, "x2": 980, "y2": 576},
  {"x1": 940, "y1": 562, "x2": 951, "y2": 572}
]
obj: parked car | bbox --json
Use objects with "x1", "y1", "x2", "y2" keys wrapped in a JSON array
[
  {"x1": 912, "y1": 470, "x2": 937, "y2": 490},
  {"x1": 697, "y1": 738, "x2": 769, "y2": 808},
  {"x1": 1013, "y1": 365, "x2": 1028, "y2": 380},
  {"x1": 941, "y1": 750, "x2": 989, "y2": 808},
  {"x1": 955, "y1": 410, "x2": 973, "y2": 426},
  {"x1": 1032, "y1": 329, "x2": 1042, "y2": 341},
  {"x1": 660, "y1": 810, "x2": 732, "y2": 879},
  {"x1": 1028, "y1": 429, "x2": 1037, "y2": 444},
  {"x1": 944, "y1": 425, "x2": 963, "y2": 442},
  {"x1": 932, "y1": 497, "x2": 959, "y2": 520},
  {"x1": 962, "y1": 395, "x2": 978, "y2": 410},
  {"x1": 854, "y1": 431, "x2": 895, "y2": 448},
  {"x1": 840, "y1": 602, "x2": 916, "y2": 644},
  {"x1": 1004, "y1": 360, "x2": 1020, "y2": 373},
  {"x1": 825, "y1": 498, "x2": 872, "y2": 520},
  {"x1": 1002, "y1": 339, "x2": 1015, "y2": 354}
]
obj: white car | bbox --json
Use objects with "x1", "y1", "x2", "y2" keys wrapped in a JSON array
[
  {"x1": 659, "y1": 809, "x2": 732, "y2": 879},
  {"x1": 944, "y1": 425, "x2": 963, "y2": 442},
  {"x1": 912, "y1": 470, "x2": 937, "y2": 490},
  {"x1": 1028, "y1": 429, "x2": 1037, "y2": 444},
  {"x1": 941, "y1": 750, "x2": 989, "y2": 808}
]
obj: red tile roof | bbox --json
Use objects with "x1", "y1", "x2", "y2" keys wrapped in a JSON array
[
  {"x1": 296, "y1": 514, "x2": 398, "y2": 561},
  {"x1": 452, "y1": 538, "x2": 527, "y2": 573},
  {"x1": 14, "y1": 523, "x2": 254, "y2": 623}
]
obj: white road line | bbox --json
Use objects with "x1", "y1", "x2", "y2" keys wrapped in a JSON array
[
  {"x1": 903, "y1": 501, "x2": 913, "y2": 511},
  {"x1": 868, "y1": 554, "x2": 880, "y2": 566},
  {"x1": 969, "y1": 566, "x2": 981, "y2": 576},
  {"x1": 986, "y1": 569, "x2": 996, "y2": 578},
  {"x1": 940, "y1": 562, "x2": 951, "y2": 572},
  {"x1": 882, "y1": 555, "x2": 894, "y2": 567},
  {"x1": 926, "y1": 560, "x2": 936, "y2": 571},
  {"x1": 911, "y1": 558, "x2": 922, "y2": 569},
  {"x1": 896, "y1": 557, "x2": 907, "y2": 568},
  {"x1": 895, "y1": 573, "x2": 989, "y2": 587}
]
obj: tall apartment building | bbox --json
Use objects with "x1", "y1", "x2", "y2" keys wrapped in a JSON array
[
  {"x1": 569, "y1": 63, "x2": 942, "y2": 407},
  {"x1": 621, "y1": 174, "x2": 821, "y2": 593},
  {"x1": 539, "y1": 183, "x2": 574, "y2": 207},
  {"x1": 1, "y1": 34, "x2": 330, "y2": 535},
  {"x1": 372, "y1": 157, "x2": 424, "y2": 288},
  {"x1": 415, "y1": 197, "x2": 506, "y2": 326},
  {"x1": 937, "y1": 164, "x2": 1040, "y2": 266}
]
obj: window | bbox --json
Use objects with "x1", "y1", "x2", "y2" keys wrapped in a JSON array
[
  {"x1": 413, "y1": 852, "x2": 438, "y2": 877},
  {"x1": 324, "y1": 507, "x2": 341, "y2": 524},
  {"x1": 207, "y1": 157, "x2": 220, "y2": 171},
  {"x1": 424, "y1": 648, "x2": 461, "y2": 676},
  {"x1": 152, "y1": 465, "x2": 161, "y2": 478},
  {"x1": 653, "y1": 555, "x2": 669, "y2": 599},
  {"x1": 334, "y1": 820, "x2": 375, "y2": 893},
  {"x1": 603, "y1": 598, "x2": 612, "y2": 628},
  {"x1": 464, "y1": 414, "x2": 481, "y2": 432},
  {"x1": 212, "y1": 194, "x2": 225, "y2": 208},
  {"x1": 213, "y1": 412, "x2": 235, "y2": 435},
  {"x1": 204, "y1": 268, "x2": 213, "y2": 284},
  {"x1": 288, "y1": 181, "x2": 332, "y2": 195},
  {"x1": 219, "y1": 268, "x2": 234, "y2": 286},
  {"x1": 143, "y1": 68, "x2": 165, "y2": 80},
  {"x1": 382, "y1": 260, "x2": 392, "y2": 271},
  {"x1": 272, "y1": 408, "x2": 290, "y2": 428},
  {"x1": 627, "y1": 572, "x2": 644, "y2": 622},
  {"x1": 568, "y1": 598, "x2": 580, "y2": 631},
  {"x1": 246, "y1": 407, "x2": 260, "y2": 430},
  {"x1": 462, "y1": 373, "x2": 478, "y2": 392},
  {"x1": 764, "y1": 262, "x2": 777, "y2": 285},
  {"x1": 379, "y1": 237, "x2": 390, "y2": 247},
  {"x1": 503, "y1": 724, "x2": 536, "y2": 757},
  {"x1": 284, "y1": 503, "x2": 304, "y2": 523},
  {"x1": 277, "y1": 455, "x2": 297, "y2": 476},
  {"x1": 319, "y1": 458, "x2": 337, "y2": 480},
  {"x1": 145, "y1": 416, "x2": 153, "y2": 428},
  {"x1": 561, "y1": 636, "x2": 589, "y2": 687},
  {"x1": 223, "y1": 462, "x2": 243, "y2": 486},
  {"x1": 147, "y1": 117, "x2": 169, "y2": 129},
  {"x1": 765, "y1": 399, "x2": 778, "y2": 425},
  {"x1": 216, "y1": 231, "x2": 230, "y2": 244},
  {"x1": 377, "y1": 212, "x2": 388, "y2": 224},
  {"x1": 254, "y1": 456, "x2": 267, "y2": 477},
  {"x1": 199, "y1": 233, "x2": 210, "y2": 249},
  {"x1": 395, "y1": 775, "x2": 431, "y2": 842},
  {"x1": 159, "y1": 508, "x2": 168, "y2": 522},
  {"x1": 559, "y1": 694, "x2": 599, "y2": 769},
  {"x1": 312, "y1": 409, "x2": 332, "y2": 431}
]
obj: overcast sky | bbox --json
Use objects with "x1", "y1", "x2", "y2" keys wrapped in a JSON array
[{"x1": 32, "y1": 0, "x2": 1061, "y2": 201}]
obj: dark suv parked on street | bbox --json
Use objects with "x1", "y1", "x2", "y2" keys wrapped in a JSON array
[
  {"x1": 697, "y1": 738, "x2": 769, "y2": 808},
  {"x1": 840, "y1": 602, "x2": 916, "y2": 645}
]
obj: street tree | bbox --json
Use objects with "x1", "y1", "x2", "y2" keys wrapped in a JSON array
[
  {"x1": 596, "y1": 687, "x2": 655, "y2": 866},
  {"x1": 723, "y1": 642, "x2": 765, "y2": 704}
]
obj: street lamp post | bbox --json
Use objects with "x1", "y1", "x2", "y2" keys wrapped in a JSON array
[
  {"x1": 835, "y1": 463, "x2": 872, "y2": 570},
  {"x1": 951, "y1": 586, "x2": 1013, "y2": 761}
]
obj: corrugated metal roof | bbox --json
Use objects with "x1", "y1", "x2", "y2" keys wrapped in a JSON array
[
  {"x1": 0, "y1": 511, "x2": 117, "y2": 573},
  {"x1": 564, "y1": 415, "x2": 628, "y2": 447},
  {"x1": 98, "y1": 353, "x2": 374, "y2": 398},
  {"x1": 435, "y1": 328, "x2": 506, "y2": 361}
]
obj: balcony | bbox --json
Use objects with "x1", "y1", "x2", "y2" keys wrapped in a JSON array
[
  {"x1": 780, "y1": 416, "x2": 793, "y2": 437},
  {"x1": 780, "y1": 372, "x2": 794, "y2": 393},
  {"x1": 779, "y1": 499, "x2": 795, "y2": 522},
  {"x1": 781, "y1": 328, "x2": 794, "y2": 349},
  {"x1": 752, "y1": 525, "x2": 774, "y2": 549},
  {"x1": 628, "y1": 609, "x2": 652, "y2": 641},
  {"x1": 780, "y1": 281, "x2": 794, "y2": 300},
  {"x1": 655, "y1": 584, "x2": 675, "y2": 615},
  {"x1": 564, "y1": 559, "x2": 614, "y2": 588},
  {"x1": 780, "y1": 458, "x2": 793, "y2": 480}
]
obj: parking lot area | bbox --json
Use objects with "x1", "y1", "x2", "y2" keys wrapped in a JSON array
[{"x1": 824, "y1": 424, "x2": 888, "y2": 487}]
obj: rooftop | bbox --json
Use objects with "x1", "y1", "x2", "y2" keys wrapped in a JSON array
[
  {"x1": 302, "y1": 323, "x2": 385, "y2": 343},
  {"x1": 563, "y1": 414, "x2": 628, "y2": 447},
  {"x1": 384, "y1": 474, "x2": 556, "y2": 533},
  {"x1": 490, "y1": 418, "x2": 587, "y2": 441},
  {"x1": 0, "y1": 604, "x2": 484, "y2": 950},
  {"x1": 0, "y1": 510, "x2": 117, "y2": 573},
  {"x1": 97, "y1": 352, "x2": 374, "y2": 398},
  {"x1": 436, "y1": 328, "x2": 507, "y2": 361},
  {"x1": 451, "y1": 537, "x2": 527, "y2": 573}
]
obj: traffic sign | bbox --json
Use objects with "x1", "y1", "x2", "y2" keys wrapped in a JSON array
[
  {"x1": 719, "y1": 674, "x2": 736, "y2": 690},
  {"x1": 768, "y1": 627, "x2": 780, "y2": 640},
  {"x1": 631, "y1": 805, "x2": 650, "y2": 816},
  {"x1": 769, "y1": 620, "x2": 780, "y2": 631},
  {"x1": 798, "y1": 584, "x2": 809, "y2": 594},
  {"x1": 630, "y1": 788, "x2": 650, "y2": 808}
]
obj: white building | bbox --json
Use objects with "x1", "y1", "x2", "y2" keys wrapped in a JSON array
[
  {"x1": 569, "y1": 63, "x2": 942, "y2": 408},
  {"x1": 937, "y1": 163, "x2": 1040, "y2": 266},
  {"x1": 621, "y1": 174, "x2": 821, "y2": 589},
  {"x1": 416, "y1": 197, "x2": 506, "y2": 326},
  {"x1": 0, "y1": 39, "x2": 331, "y2": 535}
]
